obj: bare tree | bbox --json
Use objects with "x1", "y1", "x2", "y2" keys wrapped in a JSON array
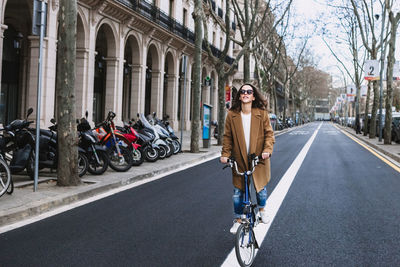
[
  {"x1": 349, "y1": 0, "x2": 390, "y2": 138},
  {"x1": 202, "y1": 0, "x2": 292, "y2": 144},
  {"x1": 56, "y1": 0, "x2": 79, "y2": 186},
  {"x1": 321, "y1": 3, "x2": 367, "y2": 131},
  {"x1": 384, "y1": 4, "x2": 400, "y2": 144}
]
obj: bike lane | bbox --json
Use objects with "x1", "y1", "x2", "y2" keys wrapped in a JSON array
[
  {"x1": 254, "y1": 122, "x2": 400, "y2": 266},
  {"x1": 0, "y1": 123, "x2": 318, "y2": 266}
]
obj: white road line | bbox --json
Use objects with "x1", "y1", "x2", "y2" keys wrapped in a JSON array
[
  {"x1": 0, "y1": 154, "x2": 220, "y2": 234},
  {"x1": 221, "y1": 123, "x2": 322, "y2": 267}
]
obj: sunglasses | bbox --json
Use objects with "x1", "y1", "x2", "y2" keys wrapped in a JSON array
[{"x1": 239, "y1": 89, "x2": 253, "y2": 95}]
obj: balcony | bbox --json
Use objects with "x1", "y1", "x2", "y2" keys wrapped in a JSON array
[{"x1": 115, "y1": 0, "x2": 235, "y2": 66}]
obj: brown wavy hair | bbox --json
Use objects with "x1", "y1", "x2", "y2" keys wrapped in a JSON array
[{"x1": 230, "y1": 83, "x2": 268, "y2": 112}]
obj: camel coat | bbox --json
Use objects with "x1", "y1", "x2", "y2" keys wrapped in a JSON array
[{"x1": 221, "y1": 108, "x2": 275, "y2": 192}]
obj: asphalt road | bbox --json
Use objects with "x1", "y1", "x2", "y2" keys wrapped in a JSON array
[{"x1": 1, "y1": 122, "x2": 399, "y2": 266}]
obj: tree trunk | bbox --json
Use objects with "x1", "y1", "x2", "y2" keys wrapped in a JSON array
[
  {"x1": 384, "y1": 11, "x2": 400, "y2": 144},
  {"x1": 190, "y1": 0, "x2": 203, "y2": 153},
  {"x1": 363, "y1": 81, "x2": 371, "y2": 136},
  {"x1": 370, "y1": 80, "x2": 379, "y2": 138},
  {"x1": 217, "y1": 72, "x2": 227, "y2": 145},
  {"x1": 56, "y1": 0, "x2": 79, "y2": 186}
]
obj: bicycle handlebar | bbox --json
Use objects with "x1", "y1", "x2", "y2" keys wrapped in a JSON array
[{"x1": 223, "y1": 154, "x2": 262, "y2": 176}]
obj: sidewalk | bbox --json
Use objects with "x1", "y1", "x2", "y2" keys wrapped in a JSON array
[
  {"x1": 336, "y1": 124, "x2": 400, "y2": 164},
  {"x1": 0, "y1": 131, "x2": 222, "y2": 228}
]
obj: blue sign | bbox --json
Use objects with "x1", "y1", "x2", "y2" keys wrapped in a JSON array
[{"x1": 202, "y1": 104, "x2": 211, "y2": 139}]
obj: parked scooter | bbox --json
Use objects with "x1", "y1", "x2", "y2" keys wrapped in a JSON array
[
  {"x1": 2, "y1": 108, "x2": 88, "y2": 178},
  {"x1": 2, "y1": 108, "x2": 35, "y2": 178},
  {"x1": 77, "y1": 114, "x2": 109, "y2": 175},
  {"x1": 155, "y1": 113, "x2": 181, "y2": 154},
  {"x1": 147, "y1": 113, "x2": 174, "y2": 158},
  {"x1": 36, "y1": 118, "x2": 89, "y2": 177},
  {"x1": 137, "y1": 113, "x2": 170, "y2": 159}
]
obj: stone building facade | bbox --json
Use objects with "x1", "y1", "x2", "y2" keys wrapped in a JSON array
[{"x1": 0, "y1": 0, "x2": 234, "y2": 130}]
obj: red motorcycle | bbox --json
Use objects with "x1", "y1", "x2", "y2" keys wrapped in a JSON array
[
  {"x1": 116, "y1": 122, "x2": 144, "y2": 166},
  {"x1": 94, "y1": 111, "x2": 133, "y2": 172}
]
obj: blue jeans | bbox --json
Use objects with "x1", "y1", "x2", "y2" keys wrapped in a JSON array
[{"x1": 233, "y1": 186, "x2": 267, "y2": 219}]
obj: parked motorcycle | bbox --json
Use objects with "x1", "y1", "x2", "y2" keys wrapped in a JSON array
[
  {"x1": 94, "y1": 111, "x2": 133, "y2": 172},
  {"x1": 35, "y1": 118, "x2": 89, "y2": 177},
  {"x1": 116, "y1": 122, "x2": 144, "y2": 166},
  {"x1": 2, "y1": 108, "x2": 35, "y2": 178},
  {"x1": 77, "y1": 114, "x2": 109, "y2": 175},
  {"x1": 130, "y1": 119, "x2": 160, "y2": 162}
]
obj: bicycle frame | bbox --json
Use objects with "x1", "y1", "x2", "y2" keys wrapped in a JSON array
[{"x1": 226, "y1": 156, "x2": 261, "y2": 249}]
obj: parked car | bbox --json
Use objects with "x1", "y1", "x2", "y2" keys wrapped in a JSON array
[
  {"x1": 392, "y1": 116, "x2": 400, "y2": 143},
  {"x1": 375, "y1": 112, "x2": 400, "y2": 138}
]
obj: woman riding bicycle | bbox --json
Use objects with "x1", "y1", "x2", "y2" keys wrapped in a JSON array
[{"x1": 220, "y1": 83, "x2": 275, "y2": 234}]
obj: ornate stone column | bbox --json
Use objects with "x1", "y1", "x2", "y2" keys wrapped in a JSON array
[
  {"x1": 0, "y1": 24, "x2": 7, "y2": 94},
  {"x1": 150, "y1": 70, "x2": 161, "y2": 115},
  {"x1": 75, "y1": 48, "x2": 89, "y2": 118},
  {"x1": 130, "y1": 64, "x2": 143, "y2": 116},
  {"x1": 104, "y1": 57, "x2": 119, "y2": 116},
  {"x1": 166, "y1": 74, "x2": 178, "y2": 129}
]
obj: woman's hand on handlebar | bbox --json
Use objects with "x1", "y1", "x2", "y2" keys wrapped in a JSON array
[
  {"x1": 261, "y1": 152, "x2": 271, "y2": 159},
  {"x1": 220, "y1": 156, "x2": 229, "y2": 164}
]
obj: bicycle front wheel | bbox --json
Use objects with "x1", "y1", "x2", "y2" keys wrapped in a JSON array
[
  {"x1": 0, "y1": 159, "x2": 12, "y2": 197},
  {"x1": 235, "y1": 224, "x2": 256, "y2": 267}
]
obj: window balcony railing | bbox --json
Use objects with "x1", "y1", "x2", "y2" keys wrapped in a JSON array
[{"x1": 115, "y1": 0, "x2": 235, "y2": 66}]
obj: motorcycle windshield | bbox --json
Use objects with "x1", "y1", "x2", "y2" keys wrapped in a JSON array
[{"x1": 139, "y1": 113, "x2": 153, "y2": 129}]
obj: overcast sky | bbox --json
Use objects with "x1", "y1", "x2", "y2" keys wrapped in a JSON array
[{"x1": 291, "y1": 0, "x2": 400, "y2": 89}]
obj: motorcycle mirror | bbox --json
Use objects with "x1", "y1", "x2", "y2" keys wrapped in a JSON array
[
  {"x1": 137, "y1": 113, "x2": 139, "y2": 118},
  {"x1": 85, "y1": 110, "x2": 88, "y2": 119},
  {"x1": 50, "y1": 118, "x2": 56, "y2": 124},
  {"x1": 76, "y1": 119, "x2": 80, "y2": 124},
  {"x1": 27, "y1": 107, "x2": 33, "y2": 118}
]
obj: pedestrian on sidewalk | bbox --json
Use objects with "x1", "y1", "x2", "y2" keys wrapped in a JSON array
[{"x1": 220, "y1": 83, "x2": 275, "y2": 234}]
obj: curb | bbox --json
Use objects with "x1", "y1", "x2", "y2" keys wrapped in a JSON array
[
  {"x1": 0, "y1": 150, "x2": 220, "y2": 227},
  {"x1": 336, "y1": 125, "x2": 400, "y2": 164}
]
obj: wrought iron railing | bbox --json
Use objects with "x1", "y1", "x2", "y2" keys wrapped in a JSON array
[{"x1": 115, "y1": 0, "x2": 235, "y2": 66}]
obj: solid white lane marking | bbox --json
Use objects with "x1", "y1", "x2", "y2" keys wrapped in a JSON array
[
  {"x1": 221, "y1": 123, "x2": 322, "y2": 267},
  {"x1": 0, "y1": 154, "x2": 220, "y2": 234}
]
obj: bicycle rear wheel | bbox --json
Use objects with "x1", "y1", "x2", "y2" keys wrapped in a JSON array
[
  {"x1": 0, "y1": 158, "x2": 12, "y2": 197},
  {"x1": 235, "y1": 224, "x2": 256, "y2": 267}
]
